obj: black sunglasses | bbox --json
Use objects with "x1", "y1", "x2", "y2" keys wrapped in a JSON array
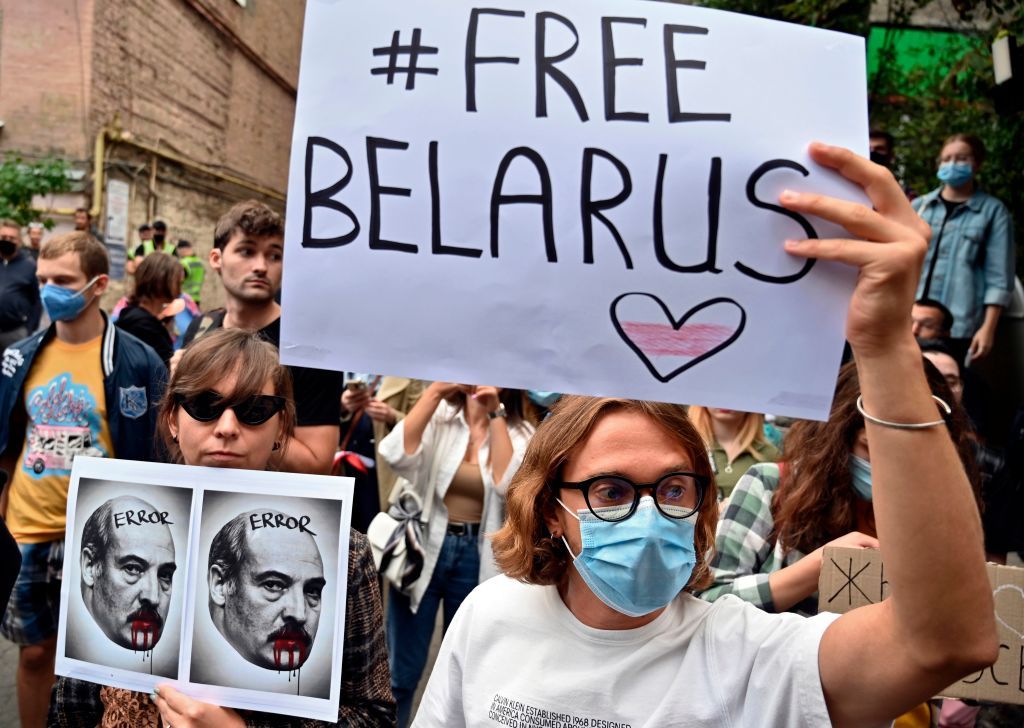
[
  {"x1": 174, "y1": 391, "x2": 285, "y2": 426},
  {"x1": 555, "y1": 471, "x2": 708, "y2": 523}
]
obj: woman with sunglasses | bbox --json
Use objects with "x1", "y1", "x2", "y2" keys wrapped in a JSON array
[
  {"x1": 49, "y1": 328, "x2": 396, "y2": 727},
  {"x1": 412, "y1": 145, "x2": 997, "y2": 727}
]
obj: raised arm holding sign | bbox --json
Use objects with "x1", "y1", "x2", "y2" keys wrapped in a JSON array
[
  {"x1": 789, "y1": 144, "x2": 997, "y2": 724},
  {"x1": 411, "y1": 144, "x2": 997, "y2": 728},
  {"x1": 274, "y1": 2, "x2": 998, "y2": 725}
]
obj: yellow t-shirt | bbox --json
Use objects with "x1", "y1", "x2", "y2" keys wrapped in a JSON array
[{"x1": 7, "y1": 336, "x2": 114, "y2": 543}]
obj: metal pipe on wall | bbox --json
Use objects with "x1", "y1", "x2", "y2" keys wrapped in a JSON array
[{"x1": 52, "y1": 125, "x2": 286, "y2": 220}]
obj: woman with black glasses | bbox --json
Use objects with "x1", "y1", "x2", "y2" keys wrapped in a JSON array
[
  {"x1": 411, "y1": 145, "x2": 998, "y2": 727},
  {"x1": 48, "y1": 328, "x2": 396, "y2": 727}
]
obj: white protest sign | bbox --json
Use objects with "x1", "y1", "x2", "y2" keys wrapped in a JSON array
[
  {"x1": 56, "y1": 458, "x2": 354, "y2": 721},
  {"x1": 281, "y1": 0, "x2": 868, "y2": 420}
]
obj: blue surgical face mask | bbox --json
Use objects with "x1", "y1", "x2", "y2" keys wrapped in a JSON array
[
  {"x1": 40, "y1": 277, "x2": 99, "y2": 322},
  {"x1": 850, "y1": 454, "x2": 872, "y2": 501},
  {"x1": 557, "y1": 496, "x2": 697, "y2": 617},
  {"x1": 528, "y1": 390, "x2": 561, "y2": 408},
  {"x1": 937, "y1": 161, "x2": 974, "y2": 188}
]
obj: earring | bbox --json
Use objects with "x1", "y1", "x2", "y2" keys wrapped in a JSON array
[
  {"x1": 272, "y1": 441, "x2": 281, "y2": 451},
  {"x1": 172, "y1": 436, "x2": 178, "y2": 444}
]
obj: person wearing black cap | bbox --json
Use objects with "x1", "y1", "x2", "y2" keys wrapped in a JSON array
[{"x1": 129, "y1": 220, "x2": 176, "y2": 276}]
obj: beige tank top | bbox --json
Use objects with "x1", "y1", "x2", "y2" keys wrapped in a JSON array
[{"x1": 444, "y1": 460, "x2": 484, "y2": 524}]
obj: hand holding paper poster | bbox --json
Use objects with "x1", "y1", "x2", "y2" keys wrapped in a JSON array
[
  {"x1": 56, "y1": 458, "x2": 354, "y2": 721},
  {"x1": 281, "y1": 0, "x2": 870, "y2": 420}
]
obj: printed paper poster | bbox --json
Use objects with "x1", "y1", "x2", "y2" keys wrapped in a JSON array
[{"x1": 56, "y1": 458, "x2": 354, "y2": 721}]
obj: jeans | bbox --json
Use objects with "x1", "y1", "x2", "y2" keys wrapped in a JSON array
[{"x1": 387, "y1": 529, "x2": 480, "y2": 728}]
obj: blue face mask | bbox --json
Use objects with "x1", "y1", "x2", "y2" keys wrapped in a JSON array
[
  {"x1": 558, "y1": 496, "x2": 697, "y2": 617},
  {"x1": 528, "y1": 390, "x2": 561, "y2": 408},
  {"x1": 850, "y1": 454, "x2": 872, "y2": 501},
  {"x1": 937, "y1": 161, "x2": 974, "y2": 188},
  {"x1": 40, "y1": 277, "x2": 99, "y2": 322}
]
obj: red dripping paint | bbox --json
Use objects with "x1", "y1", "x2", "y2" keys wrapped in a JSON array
[
  {"x1": 273, "y1": 638, "x2": 307, "y2": 671},
  {"x1": 130, "y1": 620, "x2": 159, "y2": 651}
]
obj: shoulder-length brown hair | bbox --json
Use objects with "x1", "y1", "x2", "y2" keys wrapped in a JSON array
[
  {"x1": 130, "y1": 252, "x2": 181, "y2": 305},
  {"x1": 688, "y1": 406, "x2": 770, "y2": 460},
  {"x1": 772, "y1": 359, "x2": 978, "y2": 555},
  {"x1": 492, "y1": 396, "x2": 718, "y2": 591},
  {"x1": 158, "y1": 328, "x2": 296, "y2": 464}
]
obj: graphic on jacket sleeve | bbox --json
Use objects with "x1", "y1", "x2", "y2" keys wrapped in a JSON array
[{"x1": 22, "y1": 373, "x2": 107, "y2": 477}]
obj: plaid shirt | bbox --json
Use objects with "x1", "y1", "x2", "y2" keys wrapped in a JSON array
[
  {"x1": 699, "y1": 462, "x2": 818, "y2": 617},
  {"x1": 48, "y1": 530, "x2": 396, "y2": 727}
]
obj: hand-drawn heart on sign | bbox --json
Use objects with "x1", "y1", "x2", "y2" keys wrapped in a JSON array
[
  {"x1": 611, "y1": 294, "x2": 746, "y2": 382},
  {"x1": 993, "y1": 584, "x2": 1024, "y2": 641}
]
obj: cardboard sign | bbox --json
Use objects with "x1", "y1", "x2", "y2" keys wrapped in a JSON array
[
  {"x1": 819, "y1": 546, "x2": 1024, "y2": 705},
  {"x1": 281, "y1": 0, "x2": 869, "y2": 421},
  {"x1": 56, "y1": 458, "x2": 355, "y2": 721}
]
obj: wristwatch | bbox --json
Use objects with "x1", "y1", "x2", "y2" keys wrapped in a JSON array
[{"x1": 487, "y1": 403, "x2": 507, "y2": 420}]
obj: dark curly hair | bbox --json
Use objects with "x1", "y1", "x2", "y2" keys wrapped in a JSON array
[
  {"x1": 771, "y1": 358, "x2": 979, "y2": 555},
  {"x1": 213, "y1": 199, "x2": 283, "y2": 250}
]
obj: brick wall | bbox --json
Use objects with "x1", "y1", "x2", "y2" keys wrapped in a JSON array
[
  {"x1": 88, "y1": 0, "x2": 302, "y2": 193},
  {"x1": 1, "y1": 0, "x2": 305, "y2": 311},
  {"x1": 0, "y1": 0, "x2": 96, "y2": 159}
]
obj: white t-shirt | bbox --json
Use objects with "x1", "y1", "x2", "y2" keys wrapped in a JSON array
[{"x1": 414, "y1": 575, "x2": 841, "y2": 728}]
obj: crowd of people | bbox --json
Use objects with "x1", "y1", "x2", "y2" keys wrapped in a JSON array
[{"x1": 0, "y1": 134, "x2": 1020, "y2": 728}]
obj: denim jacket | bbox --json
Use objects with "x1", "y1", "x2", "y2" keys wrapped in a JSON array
[{"x1": 913, "y1": 187, "x2": 1015, "y2": 338}]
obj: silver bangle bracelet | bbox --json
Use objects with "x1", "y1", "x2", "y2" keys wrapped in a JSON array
[{"x1": 856, "y1": 395, "x2": 951, "y2": 430}]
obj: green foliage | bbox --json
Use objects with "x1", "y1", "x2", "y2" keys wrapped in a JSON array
[
  {"x1": 0, "y1": 155, "x2": 73, "y2": 228},
  {"x1": 696, "y1": 0, "x2": 872, "y2": 36},
  {"x1": 868, "y1": 24, "x2": 1024, "y2": 277}
]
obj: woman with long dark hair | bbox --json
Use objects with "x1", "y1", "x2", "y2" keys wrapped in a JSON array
[
  {"x1": 701, "y1": 360, "x2": 978, "y2": 726},
  {"x1": 702, "y1": 360, "x2": 978, "y2": 615}
]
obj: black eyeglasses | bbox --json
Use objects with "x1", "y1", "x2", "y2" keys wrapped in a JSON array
[
  {"x1": 555, "y1": 472, "x2": 708, "y2": 522},
  {"x1": 174, "y1": 391, "x2": 285, "y2": 426}
]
